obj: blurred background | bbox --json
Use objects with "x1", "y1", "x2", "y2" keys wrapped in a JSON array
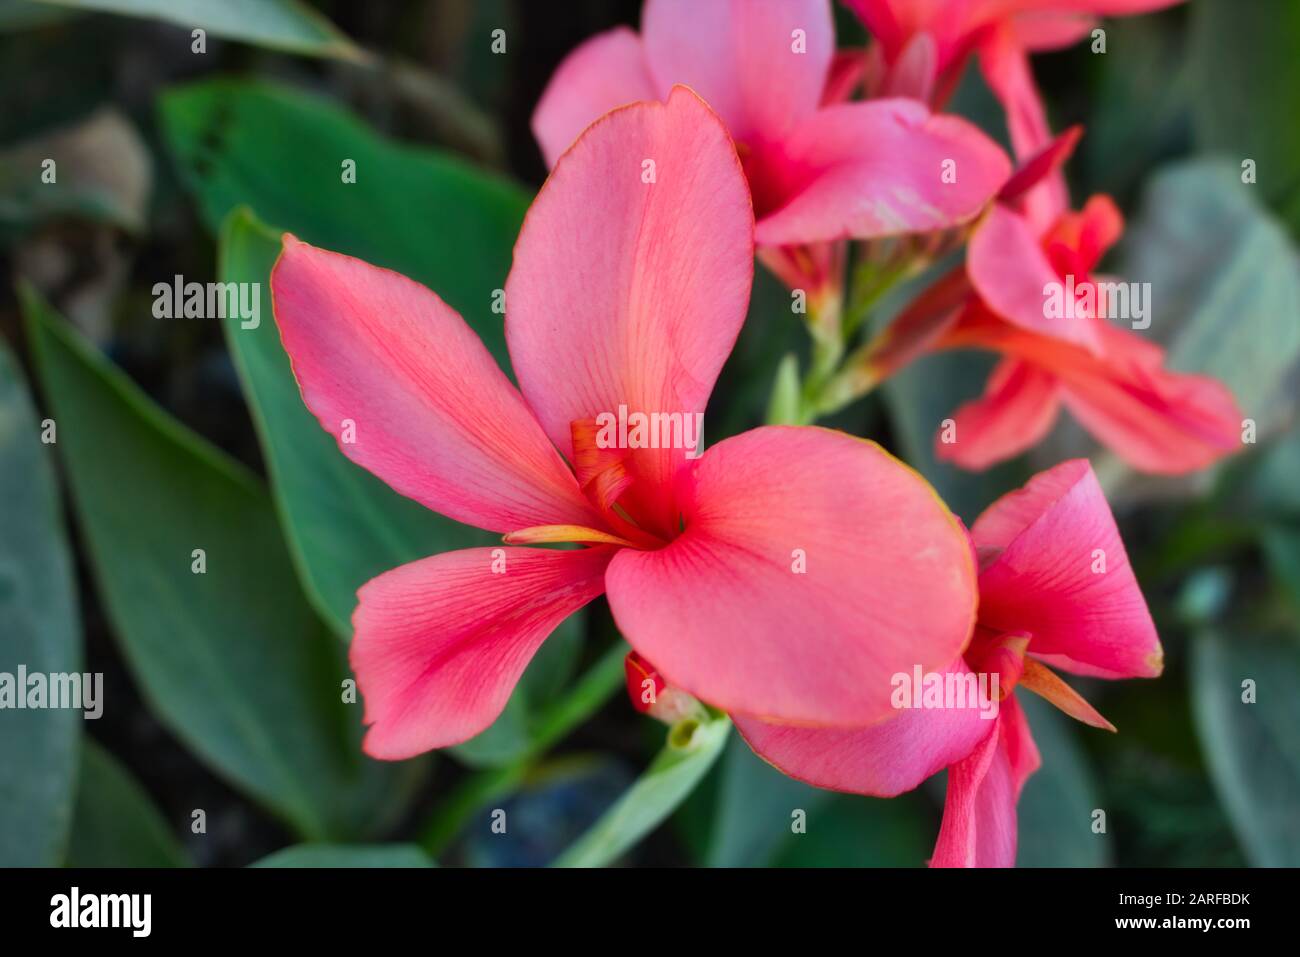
[{"x1": 1, "y1": 0, "x2": 1297, "y2": 868}]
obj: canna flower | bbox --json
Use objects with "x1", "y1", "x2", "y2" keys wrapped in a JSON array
[
  {"x1": 853, "y1": 129, "x2": 1242, "y2": 474},
  {"x1": 270, "y1": 88, "x2": 977, "y2": 759},
  {"x1": 736, "y1": 458, "x2": 1162, "y2": 866},
  {"x1": 532, "y1": 0, "x2": 1011, "y2": 305},
  {"x1": 844, "y1": 1, "x2": 1184, "y2": 160}
]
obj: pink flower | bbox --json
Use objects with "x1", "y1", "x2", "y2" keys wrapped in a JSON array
[
  {"x1": 270, "y1": 88, "x2": 978, "y2": 759},
  {"x1": 532, "y1": 0, "x2": 1011, "y2": 300},
  {"x1": 858, "y1": 130, "x2": 1242, "y2": 474},
  {"x1": 844, "y1": 0, "x2": 1184, "y2": 159},
  {"x1": 737, "y1": 459, "x2": 1163, "y2": 866}
]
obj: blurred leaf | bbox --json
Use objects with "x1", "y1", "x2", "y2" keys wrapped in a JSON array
[
  {"x1": 881, "y1": 346, "x2": 1027, "y2": 522},
  {"x1": 1191, "y1": 629, "x2": 1300, "y2": 866},
  {"x1": 0, "y1": 108, "x2": 151, "y2": 235},
  {"x1": 22, "y1": 286, "x2": 419, "y2": 841},
  {"x1": 30, "y1": 0, "x2": 364, "y2": 61},
  {"x1": 1121, "y1": 159, "x2": 1300, "y2": 432},
  {"x1": 1189, "y1": 0, "x2": 1300, "y2": 232},
  {"x1": 705, "y1": 734, "x2": 832, "y2": 867},
  {"x1": 0, "y1": 337, "x2": 80, "y2": 866},
  {"x1": 217, "y1": 207, "x2": 583, "y2": 770},
  {"x1": 251, "y1": 844, "x2": 433, "y2": 868},
  {"x1": 159, "y1": 78, "x2": 526, "y2": 373},
  {"x1": 65, "y1": 739, "x2": 189, "y2": 867},
  {"x1": 553, "y1": 714, "x2": 731, "y2": 867},
  {"x1": 1016, "y1": 694, "x2": 1112, "y2": 867},
  {"x1": 1261, "y1": 528, "x2": 1300, "y2": 609},
  {"x1": 774, "y1": 793, "x2": 933, "y2": 867},
  {"x1": 0, "y1": 0, "x2": 74, "y2": 30}
]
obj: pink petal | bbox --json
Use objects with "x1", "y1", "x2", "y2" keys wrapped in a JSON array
[
  {"x1": 605, "y1": 426, "x2": 978, "y2": 727},
  {"x1": 506, "y1": 87, "x2": 754, "y2": 538},
  {"x1": 935, "y1": 357, "x2": 1063, "y2": 470},
  {"x1": 1057, "y1": 324, "x2": 1244, "y2": 475},
  {"x1": 734, "y1": 657, "x2": 997, "y2": 797},
  {"x1": 532, "y1": 27, "x2": 658, "y2": 169},
  {"x1": 352, "y1": 546, "x2": 614, "y2": 759},
  {"x1": 641, "y1": 0, "x2": 834, "y2": 145},
  {"x1": 271, "y1": 237, "x2": 602, "y2": 534},
  {"x1": 969, "y1": 203, "x2": 1103, "y2": 352},
  {"x1": 972, "y1": 459, "x2": 1164, "y2": 679},
  {"x1": 930, "y1": 694, "x2": 1039, "y2": 868},
  {"x1": 752, "y1": 99, "x2": 1011, "y2": 247},
  {"x1": 976, "y1": 23, "x2": 1072, "y2": 230}
]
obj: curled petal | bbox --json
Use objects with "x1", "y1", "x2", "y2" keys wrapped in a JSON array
[
  {"x1": 936, "y1": 357, "x2": 1063, "y2": 470},
  {"x1": 735, "y1": 658, "x2": 997, "y2": 797},
  {"x1": 972, "y1": 459, "x2": 1163, "y2": 679}
]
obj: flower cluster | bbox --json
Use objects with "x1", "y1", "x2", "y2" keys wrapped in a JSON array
[{"x1": 270, "y1": 0, "x2": 1235, "y2": 867}]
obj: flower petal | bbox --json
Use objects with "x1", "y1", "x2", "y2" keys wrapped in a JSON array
[
  {"x1": 752, "y1": 99, "x2": 1011, "y2": 247},
  {"x1": 1057, "y1": 324, "x2": 1244, "y2": 475},
  {"x1": 968, "y1": 203, "x2": 1103, "y2": 351},
  {"x1": 930, "y1": 694, "x2": 1039, "y2": 868},
  {"x1": 506, "y1": 87, "x2": 753, "y2": 537},
  {"x1": 271, "y1": 237, "x2": 602, "y2": 533},
  {"x1": 605, "y1": 426, "x2": 978, "y2": 726},
  {"x1": 735, "y1": 657, "x2": 997, "y2": 797},
  {"x1": 352, "y1": 546, "x2": 614, "y2": 759},
  {"x1": 936, "y1": 357, "x2": 1063, "y2": 470},
  {"x1": 972, "y1": 459, "x2": 1163, "y2": 679},
  {"x1": 641, "y1": 0, "x2": 834, "y2": 145},
  {"x1": 532, "y1": 27, "x2": 658, "y2": 168}
]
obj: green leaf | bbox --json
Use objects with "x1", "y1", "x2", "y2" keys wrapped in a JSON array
[
  {"x1": 159, "y1": 78, "x2": 526, "y2": 373},
  {"x1": 1189, "y1": 0, "x2": 1300, "y2": 232},
  {"x1": 553, "y1": 714, "x2": 731, "y2": 868},
  {"x1": 705, "y1": 734, "x2": 833, "y2": 867},
  {"x1": 251, "y1": 844, "x2": 433, "y2": 868},
  {"x1": 0, "y1": 337, "x2": 80, "y2": 866},
  {"x1": 1120, "y1": 159, "x2": 1300, "y2": 434},
  {"x1": 30, "y1": 0, "x2": 364, "y2": 61},
  {"x1": 65, "y1": 739, "x2": 189, "y2": 867},
  {"x1": 1015, "y1": 695, "x2": 1112, "y2": 867},
  {"x1": 773, "y1": 793, "x2": 933, "y2": 867},
  {"x1": 1192, "y1": 629, "x2": 1300, "y2": 866},
  {"x1": 21, "y1": 285, "x2": 418, "y2": 841}
]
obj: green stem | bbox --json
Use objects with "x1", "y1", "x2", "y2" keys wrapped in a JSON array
[{"x1": 417, "y1": 641, "x2": 628, "y2": 857}]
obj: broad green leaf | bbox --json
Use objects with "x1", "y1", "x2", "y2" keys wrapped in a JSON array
[
  {"x1": 65, "y1": 739, "x2": 189, "y2": 867},
  {"x1": 216, "y1": 204, "x2": 582, "y2": 768},
  {"x1": 1189, "y1": 0, "x2": 1300, "y2": 232},
  {"x1": 553, "y1": 714, "x2": 731, "y2": 867},
  {"x1": 705, "y1": 734, "x2": 832, "y2": 867},
  {"x1": 22, "y1": 286, "x2": 418, "y2": 841},
  {"x1": 0, "y1": 337, "x2": 80, "y2": 866},
  {"x1": 251, "y1": 844, "x2": 433, "y2": 868},
  {"x1": 1120, "y1": 160, "x2": 1300, "y2": 432},
  {"x1": 1015, "y1": 694, "x2": 1112, "y2": 867},
  {"x1": 1261, "y1": 527, "x2": 1300, "y2": 609},
  {"x1": 31, "y1": 0, "x2": 364, "y2": 61},
  {"x1": 159, "y1": 78, "x2": 526, "y2": 372},
  {"x1": 1192, "y1": 629, "x2": 1300, "y2": 866}
]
